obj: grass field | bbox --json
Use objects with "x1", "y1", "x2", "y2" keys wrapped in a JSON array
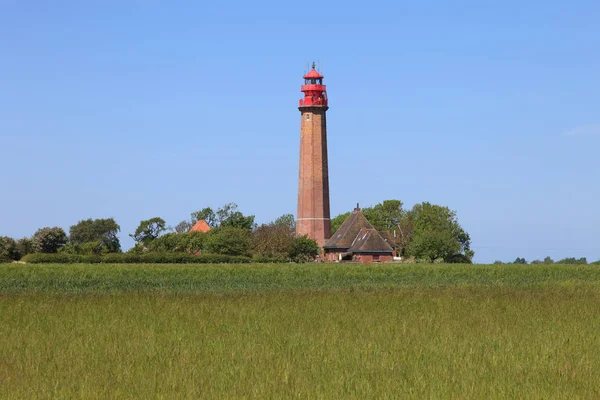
[{"x1": 2, "y1": 263, "x2": 600, "y2": 398}]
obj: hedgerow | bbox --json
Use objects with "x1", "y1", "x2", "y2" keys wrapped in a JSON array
[{"x1": 20, "y1": 253, "x2": 257, "y2": 264}]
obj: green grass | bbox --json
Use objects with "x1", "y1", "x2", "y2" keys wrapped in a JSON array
[
  {"x1": 1, "y1": 263, "x2": 600, "y2": 398},
  {"x1": 1, "y1": 262, "x2": 600, "y2": 294}
]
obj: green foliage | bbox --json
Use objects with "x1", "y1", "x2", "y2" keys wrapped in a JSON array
[
  {"x1": 32, "y1": 227, "x2": 68, "y2": 253},
  {"x1": 0, "y1": 236, "x2": 20, "y2": 262},
  {"x1": 513, "y1": 257, "x2": 527, "y2": 264},
  {"x1": 190, "y1": 207, "x2": 217, "y2": 227},
  {"x1": 362, "y1": 200, "x2": 405, "y2": 231},
  {"x1": 190, "y1": 203, "x2": 255, "y2": 231},
  {"x1": 173, "y1": 220, "x2": 193, "y2": 234},
  {"x1": 290, "y1": 235, "x2": 320, "y2": 263},
  {"x1": 130, "y1": 217, "x2": 166, "y2": 246},
  {"x1": 273, "y1": 213, "x2": 296, "y2": 231},
  {"x1": 204, "y1": 227, "x2": 251, "y2": 256},
  {"x1": 69, "y1": 218, "x2": 121, "y2": 253},
  {"x1": 20, "y1": 252, "x2": 253, "y2": 264},
  {"x1": 16, "y1": 237, "x2": 34, "y2": 258},
  {"x1": 147, "y1": 232, "x2": 182, "y2": 253},
  {"x1": 21, "y1": 253, "x2": 74, "y2": 264},
  {"x1": 544, "y1": 256, "x2": 554, "y2": 264},
  {"x1": 251, "y1": 223, "x2": 294, "y2": 259},
  {"x1": 446, "y1": 253, "x2": 473, "y2": 264},
  {"x1": 216, "y1": 203, "x2": 255, "y2": 230},
  {"x1": 557, "y1": 257, "x2": 587, "y2": 264},
  {"x1": 407, "y1": 202, "x2": 471, "y2": 262},
  {"x1": 147, "y1": 232, "x2": 207, "y2": 254}
]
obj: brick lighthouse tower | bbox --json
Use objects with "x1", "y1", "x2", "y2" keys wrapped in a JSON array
[{"x1": 296, "y1": 62, "x2": 331, "y2": 245}]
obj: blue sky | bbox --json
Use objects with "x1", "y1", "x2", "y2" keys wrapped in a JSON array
[{"x1": 1, "y1": 1, "x2": 599, "y2": 263}]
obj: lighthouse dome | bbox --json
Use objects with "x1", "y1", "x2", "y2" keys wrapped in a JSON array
[{"x1": 303, "y1": 67, "x2": 324, "y2": 80}]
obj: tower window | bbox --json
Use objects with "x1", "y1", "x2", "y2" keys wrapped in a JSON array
[{"x1": 306, "y1": 114, "x2": 310, "y2": 121}]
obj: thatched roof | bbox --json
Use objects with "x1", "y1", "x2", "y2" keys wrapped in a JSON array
[
  {"x1": 324, "y1": 208, "x2": 393, "y2": 254},
  {"x1": 323, "y1": 208, "x2": 374, "y2": 249},
  {"x1": 349, "y1": 228, "x2": 394, "y2": 253}
]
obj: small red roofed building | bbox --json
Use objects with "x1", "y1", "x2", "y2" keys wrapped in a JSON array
[
  {"x1": 189, "y1": 220, "x2": 211, "y2": 233},
  {"x1": 323, "y1": 205, "x2": 396, "y2": 263}
]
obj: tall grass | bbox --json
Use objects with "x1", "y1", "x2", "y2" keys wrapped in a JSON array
[
  {"x1": 1, "y1": 263, "x2": 600, "y2": 398},
  {"x1": 1, "y1": 262, "x2": 600, "y2": 294},
  {"x1": 1, "y1": 289, "x2": 600, "y2": 398}
]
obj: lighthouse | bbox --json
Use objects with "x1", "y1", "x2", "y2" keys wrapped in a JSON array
[{"x1": 296, "y1": 62, "x2": 331, "y2": 246}]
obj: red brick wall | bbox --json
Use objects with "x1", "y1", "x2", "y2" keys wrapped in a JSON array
[
  {"x1": 324, "y1": 250, "x2": 394, "y2": 263},
  {"x1": 296, "y1": 106, "x2": 331, "y2": 246},
  {"x1": 354, "y1": 253, "x2": 394, "y2": 264}
]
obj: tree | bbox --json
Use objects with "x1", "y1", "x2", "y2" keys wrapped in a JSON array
[
  {"x1": 191, "y1": 207, "x2": 217, "y2": 228},
  {"x1": 148, "y1": 231, "x2": 206, "y2": 254},
  {"x1": 513, "y1": 257, "x2": 527, "y2": 264},
  {"x1": 543, "y1": 256, "x2": 554, "y2": 264},
  {"x1": 557, "y1": 257, "x2": 587, "y2": 265},
  {"x1": 191, "y1": 203, "x2": 255, "y2": 231},
  {"x1": 173, "y1": 220, "x2": 192, "y2": 234},
  {"x1": 130, "y1": 217, "x2": 166, "y2": 246},
  {"x1": 363, "y1": 200, "x2": 405, "y2": 231},
  {"x1": 273, "y1": 213, "x2": 296, "y2": 231},
  {"x1": 16, "y1": 237, "x2": 34, "y2": 257},
  {"x1": 0, "y1": 236, "x2": 19, "y2": 262},
  {"x1": 69, "y1": 218, "x2": 121, "y2": 253},
  {"x1": 531, "y1": 259, "x2": 543, "y2": 265},
  {"x1": 290, "y1": 235, "x2": 320, "y2": 263},
  {"x1": 407, "y1": 202, "x2": 472, "y2": 262},
  {"x1": 204, "y1": 227, "x2": 251, "y2": 256},
  {"x1": 252, "y1": 224, "x2": 294, "y2": 259},
  {"x1": 31, "y1": 227, "x2": 68, "y2": 253},
  {"x1": 217, "y1": 203, "x2": 255, "y2": 230}
]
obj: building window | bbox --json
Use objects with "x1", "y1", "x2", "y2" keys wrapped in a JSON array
[
  {"x1": 373, "y1": 255, "x2": 380, "y2": 262},
  {"x1": 306, "y1": 114, "x2": 310, "y2": 121}
]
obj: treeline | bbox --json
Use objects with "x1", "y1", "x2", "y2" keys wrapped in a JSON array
[
  {"x1": 8, "y1": 199, "x2": 593, "y2": 265},
  {"x1": 0, "y1": 203, "x2": 319, "y2": 263},
  {"x1": 496, "y1": 257, "x2": 600, "y2": 265}
]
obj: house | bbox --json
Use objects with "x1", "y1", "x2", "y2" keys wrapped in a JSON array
[
  {"x1": 189, "y1": 220, "x2": 211, "y2": 233},
  {"x1": 323, "y1": 206, "x2": 396, "y2": 263}
]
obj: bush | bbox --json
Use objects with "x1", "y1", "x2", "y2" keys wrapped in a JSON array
[
  {"x1": 31, "y1": 227, "x2": 68, "y2": 253},
  {"x1": 147, "y1": 232, "x2": 206, "y2": 254},
  {"x1": 251, "y1": 255, "x2": 288, "y2": 263},
  {"x1": 20, "y1": 252, "x2": 254, "y2": 264},
  {"x1": 204, "y1": 227, "x2": 251, "y2": 256},
  {"x1": 0, "y1": 236, "x2": 20, "y2": 261},
  {"x1": 21, "y1": 253, "x2": 77, "y2": 264},
  {"x1": 289, "y1": 235, "x2": 319, "y2": 263}
]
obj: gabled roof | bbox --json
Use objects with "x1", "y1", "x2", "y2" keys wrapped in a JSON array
[
  {"x1": 323, "y1": 208, "x2": 375, "y2": 249},
  {"x1": 189, "y1": 220, "x2": 211, "y2": 233},
  {"x1": 349, "y1": 228, "x2": 394, "y2": 254}
]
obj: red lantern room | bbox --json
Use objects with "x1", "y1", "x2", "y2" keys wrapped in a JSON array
[{"x1": 299, "y1": 62, "x2": 328, "y2": 107}]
